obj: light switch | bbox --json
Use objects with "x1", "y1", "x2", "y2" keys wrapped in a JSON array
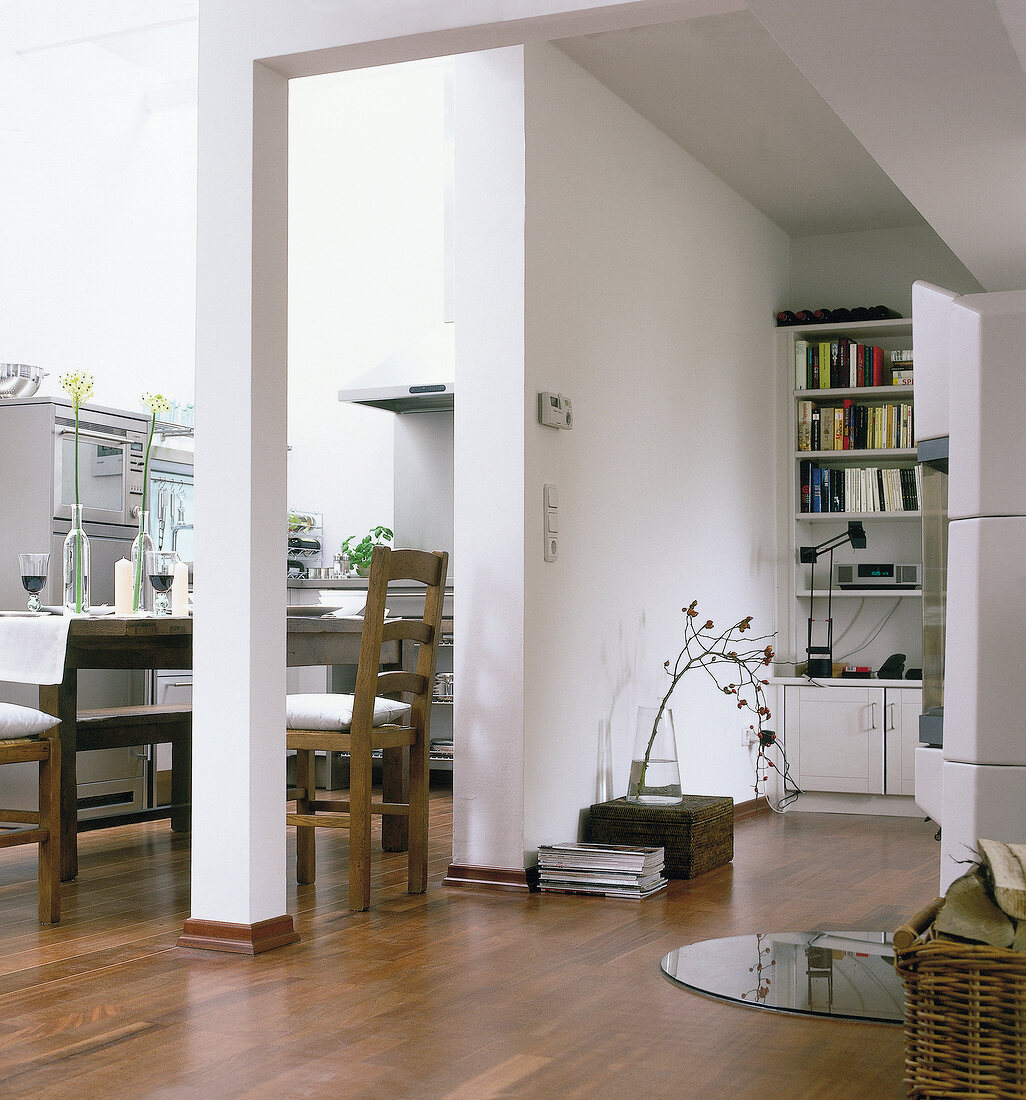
[{"x1": 544, "y1": 483, "x2": 558, "y2": 562}]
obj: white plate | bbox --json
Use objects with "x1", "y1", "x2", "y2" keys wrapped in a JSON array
[{"x1": 0, "y1": 610, "x2": 49, "y2": 617}]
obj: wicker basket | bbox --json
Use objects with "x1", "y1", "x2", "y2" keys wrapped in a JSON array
[
  {"x1": 894, "y1": 897, "x2": 1026, "y2": 1098},
  {"x1": 586, "y1": 795, "x2": 733, "y2": 879}
]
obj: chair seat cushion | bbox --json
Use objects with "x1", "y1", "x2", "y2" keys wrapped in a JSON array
[
  {"x1": 0, "y1": 702, "x2": 60, "y2": 739},
  {"x1": 286, "y1": 693, "x2": 411, "y2": 731}
]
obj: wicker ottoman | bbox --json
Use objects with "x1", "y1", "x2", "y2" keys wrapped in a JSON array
[{"x1": 586, "y1": 795, "x2": 734, "y2": 879}]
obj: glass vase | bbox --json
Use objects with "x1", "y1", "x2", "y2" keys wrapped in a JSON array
[
  {"x1": 62, "y1": 503, "x2": 90, "y2": 615},
  {"x1": 627, "y1": 705, "x2": 683, "y2": 805},
  {"x1": 131, "y1": 511, "x2": 154, "y2": 614}
]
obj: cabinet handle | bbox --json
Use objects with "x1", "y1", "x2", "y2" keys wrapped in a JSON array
[
  {"x1": 166, "y1": 681, "x2": 193, "y2": 688},
  {"x1": 869, "y1": 702, "x2": 878, "y2": 730},
  {"x1": 886, "y1": 702, "x2": 895, "y2": 732}
]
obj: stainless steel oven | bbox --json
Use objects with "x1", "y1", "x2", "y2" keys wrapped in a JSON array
[{"x1": 52, "y1": 404, "x2": 147, "y2": 527}]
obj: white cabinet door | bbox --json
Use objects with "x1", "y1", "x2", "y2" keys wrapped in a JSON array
[
  {"x1": 884, "y1": 687, "x2": 921, "y2": 796},
  {"x1": 787, "y1": 685, "x2": 884, "y2": 794}
]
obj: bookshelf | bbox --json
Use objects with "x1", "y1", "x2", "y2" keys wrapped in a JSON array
[{"x1": 774, "y1": 317, "x2": 923, "y2": 815}]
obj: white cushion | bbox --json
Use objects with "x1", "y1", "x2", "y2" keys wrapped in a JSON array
[
  {"x1": 285, "y1": 693, "x2": 410, "y2": 731},
  {"x1": 0, "y1": 702, "x2": 60, "y2": 739}
]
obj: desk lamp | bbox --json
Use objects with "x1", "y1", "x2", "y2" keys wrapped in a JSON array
[{"x1": 800, "y1": 521, "x2": 867, "y2": 678}]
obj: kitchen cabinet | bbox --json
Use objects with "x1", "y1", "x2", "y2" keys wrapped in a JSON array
[{"x1": 779, "y1": 682, "x2": 921, "y2": 811}]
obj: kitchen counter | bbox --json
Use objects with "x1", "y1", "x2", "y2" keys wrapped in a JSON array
[{"x1": 288, "y1": 577, "x2": 454, "y2": 592}]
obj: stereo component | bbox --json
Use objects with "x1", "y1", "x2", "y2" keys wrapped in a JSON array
[{"x1": 834, "y1": 562, "x2": 921, "y2": 589}]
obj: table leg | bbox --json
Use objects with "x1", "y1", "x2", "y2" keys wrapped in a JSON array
[{"x1": 39, "y1": 669, "x2": 78, "y2": 882}]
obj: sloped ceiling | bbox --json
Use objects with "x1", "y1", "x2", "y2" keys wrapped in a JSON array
[
  {"x1": 557, "y1": 11, "x2": 924, "y2": 238},
  {"x1": 747, "y1": 0, "x2": 1026, "y2": 291}
]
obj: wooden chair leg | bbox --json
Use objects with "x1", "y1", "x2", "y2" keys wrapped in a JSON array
[
  {"x1": 170, "y1": 733, "x2": 192, "y2": 833},
  {"x1": 349, "y1": 747, "x2": 372, "y2": 912},
  {"x1": 295, "y1": 749, "x2": 316, "y2": 885},
  {"x1": 407, "y1": 735, "x2": 429, "y2": 895},
  {"x1": 37, "y1": 739, "x2": 61, "y2": 925}
]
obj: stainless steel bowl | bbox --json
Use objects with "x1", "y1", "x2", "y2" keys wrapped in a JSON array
[{"x1": 0, "y1": 364, "x2": 47, "y2": 398}]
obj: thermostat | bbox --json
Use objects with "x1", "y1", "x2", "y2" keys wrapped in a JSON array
[{"x1": 538, "y1": 391, "x2": 573, "y2": 429}]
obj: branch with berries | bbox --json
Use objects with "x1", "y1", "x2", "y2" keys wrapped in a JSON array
[{"x1": 636, "y1": 601, "x2": 775, "y2": 792}]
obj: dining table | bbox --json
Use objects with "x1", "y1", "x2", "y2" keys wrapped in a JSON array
[{"x1": 33, "y1": 613, "x2": 405, "y2": 881}]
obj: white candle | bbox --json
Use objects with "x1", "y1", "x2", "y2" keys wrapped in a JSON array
[
  {"x1": 171, "y1": 560, "x2": 190, "y2": 617},
  {"x1": 114, "y1": 558, "x2": 133, "y2": 615}
]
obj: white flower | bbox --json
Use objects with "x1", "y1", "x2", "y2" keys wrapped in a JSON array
[
  {"x1": 142, "y1": 392, "x2": 171, "y2": 418},
  {"x1": 60, "y1": 370, "x2": 95, "y2": 410}
]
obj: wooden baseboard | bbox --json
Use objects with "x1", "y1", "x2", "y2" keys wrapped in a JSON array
[
  {"x1": 444, "y1": 864, "x2": 532, "y2": 892},
  {"x1": 176, "y1": 914, "x2": 300, "y2": 955},
  {"x1": 734, "y1": 796, "x2": 772, "y2": 821}
]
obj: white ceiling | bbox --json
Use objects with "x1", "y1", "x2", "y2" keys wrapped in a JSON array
[
  {"x1": 8, "y1": 0, "x2": 1026, "y2": 288},
  {"x1": 557, "y1": 11, "x2": 924, "y2": 238}
]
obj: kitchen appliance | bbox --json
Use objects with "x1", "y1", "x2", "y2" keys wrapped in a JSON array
[
  {"x1": 0, "y1": 397, "x2": 150, "y2": 818},
  {"x1": 912, "y1": 282, "x2": 1026, "y2": 891},
  {"x1": 337, "y1": 322, "x2": 454, "y2": 413}
]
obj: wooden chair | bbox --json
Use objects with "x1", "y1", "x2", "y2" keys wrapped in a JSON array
[
  {"x1": 286, "y1": 545, "x2": 448, "y2": 911},
  {"x1": 0, "y1": 702, "x2": 61, "y2": 923}
]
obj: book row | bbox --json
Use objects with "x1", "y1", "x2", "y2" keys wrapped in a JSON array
[
  {"x1": 799, "y1": 462, "x2": 922, "y2": 514},
  {"x1": 797, "y1": 399, "x2": 914, "y2": 452},
  {"x1": 795, "y1": 338, "x2": 913, "y2": 390}
]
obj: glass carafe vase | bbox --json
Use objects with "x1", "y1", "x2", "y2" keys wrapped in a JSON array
[
  {"x1": 63, "y1": 503, "x2": 90, "y2": 614},
  {"x1": 131, "y1": 511, "x2": 154, "y2": 614},
  {"x1": 627, "y1": 705, "x2": 683, "y2": 805}
]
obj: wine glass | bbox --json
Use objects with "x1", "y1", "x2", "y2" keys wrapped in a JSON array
[
  {"x1": 18, "y1": 553, "x2": 49, "y2": 612},
  {"x1": 146, "y1": 550, "x2": 178, "y2": 616}
]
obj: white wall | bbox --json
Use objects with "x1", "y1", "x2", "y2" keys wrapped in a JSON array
[
  {"x1": 0, "y1": 14, "x2": 197, "y2": 416},
  {"x1": 788, "y1": 225, "x2": 983, "y2": 317},
  {"x1": 287, "y1": 62, "x2": 451, "y2": 557},
  {"x1": 521, "y1": 44, "x2": 789, "y2": 852}
]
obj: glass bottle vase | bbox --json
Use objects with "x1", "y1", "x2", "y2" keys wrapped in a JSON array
[
  {"x1": 131, "y1": 512, "x2": 154, "y2": 614},
  {"x1": 627, "y1": 705, "x2": 683, "y2": 805},
  {"x1": 62, "y1": 503, "x2": 90, "y2": 615}
]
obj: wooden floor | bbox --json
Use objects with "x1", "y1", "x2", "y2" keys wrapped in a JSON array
[{"x1": 0, "y1": 786, "x2": 940, "y2": 1099}]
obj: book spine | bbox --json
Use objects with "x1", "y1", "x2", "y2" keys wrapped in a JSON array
[
  {"x1": 798, "y1": 400, "x2": 813, "y2": 451},
  {"x1": 855, "y1": 343, "x2": 865, "y2": 388},
  {"x1": 810, "y1": 409, "x2": 821, "y2": 451},
  {"x1": 833, "y1": 406, "x2": 843, "y2": 450},
  {"x1": 800, "y1": 460, "x2": 812, "y2": 512},
  {"x1": 795, "y1": 340, "x2": 809, "y2": 390},
  {"x1": 818, "y1": 342, "x2": 831, "y2": 388},
  {"x1": 811, "y1": 466, "x2": 822, "y2": 513},
  {"x1": 842, "y1": 398, "x2": 853, "y2": 449}
]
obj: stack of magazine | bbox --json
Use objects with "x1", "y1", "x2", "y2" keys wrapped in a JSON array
[{"x1": 537, "y1": 842, "x2": 667, "y2": 899}]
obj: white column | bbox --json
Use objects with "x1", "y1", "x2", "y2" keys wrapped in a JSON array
[
  {"x1": 451, "y1": 47, "x2": 529, "y2": 873},
  {"x1": 189, "y1": 57, "x2": 290, "y2": 929}
]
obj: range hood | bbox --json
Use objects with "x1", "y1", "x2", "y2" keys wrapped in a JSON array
[{"x1": 338, "y1": 323, "x2": 454, "y2": 413}]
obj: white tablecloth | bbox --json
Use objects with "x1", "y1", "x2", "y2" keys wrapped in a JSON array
[{"x1": 0, "y1": 614, "x2": 73, "y2": 685}]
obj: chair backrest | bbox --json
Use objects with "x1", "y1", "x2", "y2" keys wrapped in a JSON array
[{"x1": 351, "y1": 546, "x2": 449, "y2": 740}]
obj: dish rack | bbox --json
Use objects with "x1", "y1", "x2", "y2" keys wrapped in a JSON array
[{"x1": 288, "y1": 510, "x2": 322, "y2": 576}]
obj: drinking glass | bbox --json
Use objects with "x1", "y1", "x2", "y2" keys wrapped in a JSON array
[
  {"x1": 18, "y1": 553, "x2": 49, "y2": 612},
  {"x1": 146, "y1": 551, "x2": 179, "y2": 616}
]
